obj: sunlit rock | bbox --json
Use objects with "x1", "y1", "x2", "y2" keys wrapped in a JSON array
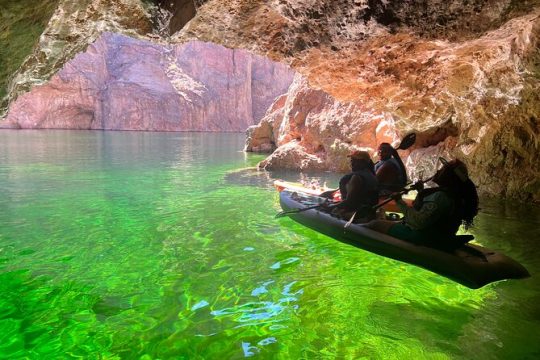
[
  {"x1": 1, "y1": 0, "x2": 157, "y2": 115},
  {"x1": 258, "y1": 141, "x2": 326, "y2": 172},
  {"x1": 3, "y1": 32, "x2": 295, "y2": 131},
  {"x1": 246, "y1": 75, "x2": 401, "y2": 172},
  {"x1": 235, "y1": 6, "x2": 540, "y2": 200}
]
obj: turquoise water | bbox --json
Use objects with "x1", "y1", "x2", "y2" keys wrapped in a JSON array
[{"x1": 0, "y1": 130, "x2": 539, "y2": 359}]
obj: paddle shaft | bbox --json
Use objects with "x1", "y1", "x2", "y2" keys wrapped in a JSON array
[{"x1": 374, "y1": 175, "x2": 435, "y2": 210}]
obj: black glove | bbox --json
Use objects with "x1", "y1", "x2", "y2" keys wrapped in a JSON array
[
  {"x1": 390, "y1": 192, "x2": 403, "y2": 201},
  {"x1": 411, "y1": 181, "x2": 424, "y2": 192}
]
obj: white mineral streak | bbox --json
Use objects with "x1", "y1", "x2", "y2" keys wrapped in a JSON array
[{"x1": 165, "y1": 54, "x2": 208, "y2": 102}]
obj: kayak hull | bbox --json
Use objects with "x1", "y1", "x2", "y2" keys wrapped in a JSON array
[{"x1": 279, "y1": 190, "x2": 530, "y2": 289}]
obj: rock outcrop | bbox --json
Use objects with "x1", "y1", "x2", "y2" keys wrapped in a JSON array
[
  {"x1": 249, "y1": 11, "x2": 540, "y2": 200},
  {"x1": 177, "y1": 0, "x2": 540, "y2": 201},
  {"x1": 2, "y1": 32, "x2": 294, "y2": 131}
]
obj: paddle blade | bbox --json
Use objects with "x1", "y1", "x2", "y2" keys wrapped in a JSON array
[
  {"x1": 397, "y1": 133, "x2": 416, "y2": 150},
  {"x1": 275, "y1": 209, "x2": 298, "y2": 218},
  {"x1": 275, "y1": 202, "x2": 329, "y2": 219}
]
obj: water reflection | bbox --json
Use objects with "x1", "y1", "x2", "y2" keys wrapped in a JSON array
[
  {"x1": 210, "y1": 280, "x2": 303, "y2": 327},
  {"x1": 1, "y1": 130, "x2": 539, "y2": 359}
]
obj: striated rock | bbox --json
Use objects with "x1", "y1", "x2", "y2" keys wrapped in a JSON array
[
  {"x1": 229, "y1": 4, "x2": 539, "y2": 201},
  {"x1": 3, "y1": 32, "x2": 294, "y2": 131},
  {"x1": 1, "y1": 0, "x2": 157, "y2": 116}
]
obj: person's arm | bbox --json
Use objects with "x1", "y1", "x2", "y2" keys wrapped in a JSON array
[
  {"x1": 319, "y1": 189, "x2": 338, "y2": 199},
  {"x1": 337, "y1": 175, "x2": 363, "y2": 209},
  {"x1": 338, "y1": 173, "x2": 353, "y2": 200}
]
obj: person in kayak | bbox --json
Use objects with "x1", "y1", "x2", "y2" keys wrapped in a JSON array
[
  {"x1": 323, "y1": 150, "x2": 379, "y2": 221},
  {"x1": 366, "y1": 158, "x2": 479, "y2": 249},
  {"x1": 374, "y1": 142, "x2": 407, "y2": 194}
]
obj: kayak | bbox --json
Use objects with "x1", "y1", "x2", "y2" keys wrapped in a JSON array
[
  {"x1": 274, "y1": 179, "x2": 340, "y2": 198},
  {"x1": 273, "y1": 179, "x2": 414, "y2": 213},
  {"x1": 278, "y1": 190, "x2": 530, "y2": 289}
]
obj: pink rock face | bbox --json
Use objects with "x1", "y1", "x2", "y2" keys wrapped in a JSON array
[
  {"x1": 247, "y1": 75, "x2": 396, "y2": 173},
  {"x1": 3, "y1": 33, "x2": 295, "y2": 132}
]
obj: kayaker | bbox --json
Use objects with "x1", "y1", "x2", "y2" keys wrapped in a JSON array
[
  {"x1": 374, "y1": 142, "x2": 407, "y2": 194},
  {"x1": 366, "y1": 158, "x2": 479, "y2": 249},
  {"x1": 323, "y1": 150, "x2": 379, "y2": 221}
]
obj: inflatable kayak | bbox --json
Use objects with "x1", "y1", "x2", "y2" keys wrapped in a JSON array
[
  {"x1": 278, "y1": 190, "x2": 530, "y2": 289},
  {"x1": 274, "y1": 179, "x2": 414, "y2": 213}
]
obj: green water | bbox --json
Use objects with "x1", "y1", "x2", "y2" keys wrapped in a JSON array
[{"x1": 0, "y1": 130, "x2": 539, "y2": 359}]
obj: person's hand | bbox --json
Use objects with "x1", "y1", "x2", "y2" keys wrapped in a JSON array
[
  {"x1": 319, "y1": 200, "x2": 336, "y2": 209},
  {"x1": 320, "y1": 189, "x2": 337, "y2": 199},
  {"x1": 411, "y1": 181, "x2": 424, "y2": 192}
]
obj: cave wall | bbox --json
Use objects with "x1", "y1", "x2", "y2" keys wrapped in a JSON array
[
  {"x1": 0, "y1": 0, "x2": 59, "y2": 103},
  {"x1": 179, "y1": 0, "x2": 539, "y2": 201}
]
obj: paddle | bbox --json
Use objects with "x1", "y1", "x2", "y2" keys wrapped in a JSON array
[
  {"x1": 373, "y1": 174, "x2": 434, "y2": 211},
  {"x1": 396, "y1": 132, "x2": 416, "y2": 151},
  {"x1": 344, "y1": 211, "x2": 357, "y2": 228},
  {"x1": 274, "y1": 200, "x2": 343, "y2": 218}
]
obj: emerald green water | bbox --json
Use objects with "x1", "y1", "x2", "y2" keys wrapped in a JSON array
[{"x1": 0, "y1": 130, "x2": 539, "y2": 359}]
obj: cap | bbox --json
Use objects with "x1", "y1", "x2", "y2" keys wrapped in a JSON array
[{"x1": 347, "y1": 150, "x2": 371, "y2": 161}]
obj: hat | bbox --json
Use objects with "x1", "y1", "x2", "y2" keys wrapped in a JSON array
[
  {"x1": 439, "y1": 157, "x2": 469, "y2": 182},
  {"x1": 347, "y1": 150, "x2": 371, "y2": 161}
]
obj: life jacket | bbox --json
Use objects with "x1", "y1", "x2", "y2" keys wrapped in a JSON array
[
  {"x1": 413, "y1": 187, "x2": 464, "y2": 240},
  {"x1": 374, "y1": 157, "x2": 406, "y2": 190}
]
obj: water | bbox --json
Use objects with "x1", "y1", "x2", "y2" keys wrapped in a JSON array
[{"x1": 0, "y1": 130, "x2": 539, "y2": 359}]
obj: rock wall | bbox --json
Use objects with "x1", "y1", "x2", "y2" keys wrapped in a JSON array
[
  {"x1": 2, "y1": 32, "x2": 294, "y2": 131},
  {"x1": 245, "y1": 12, "x2": 540, "y2": 200},
  {"x1": 1, "y1": 0, "x2": 156, "y2": 116},
  {"x1": 177, "y1": 0, "x2": 540, "y2": 201}
]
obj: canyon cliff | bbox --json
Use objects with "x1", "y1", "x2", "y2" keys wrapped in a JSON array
[
  {"x1": 1, "y1": 0, "x2": 539, "y2": 200},
  {"x1": 2, "y1": 33, "x2": 294, "y2": 131}
]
